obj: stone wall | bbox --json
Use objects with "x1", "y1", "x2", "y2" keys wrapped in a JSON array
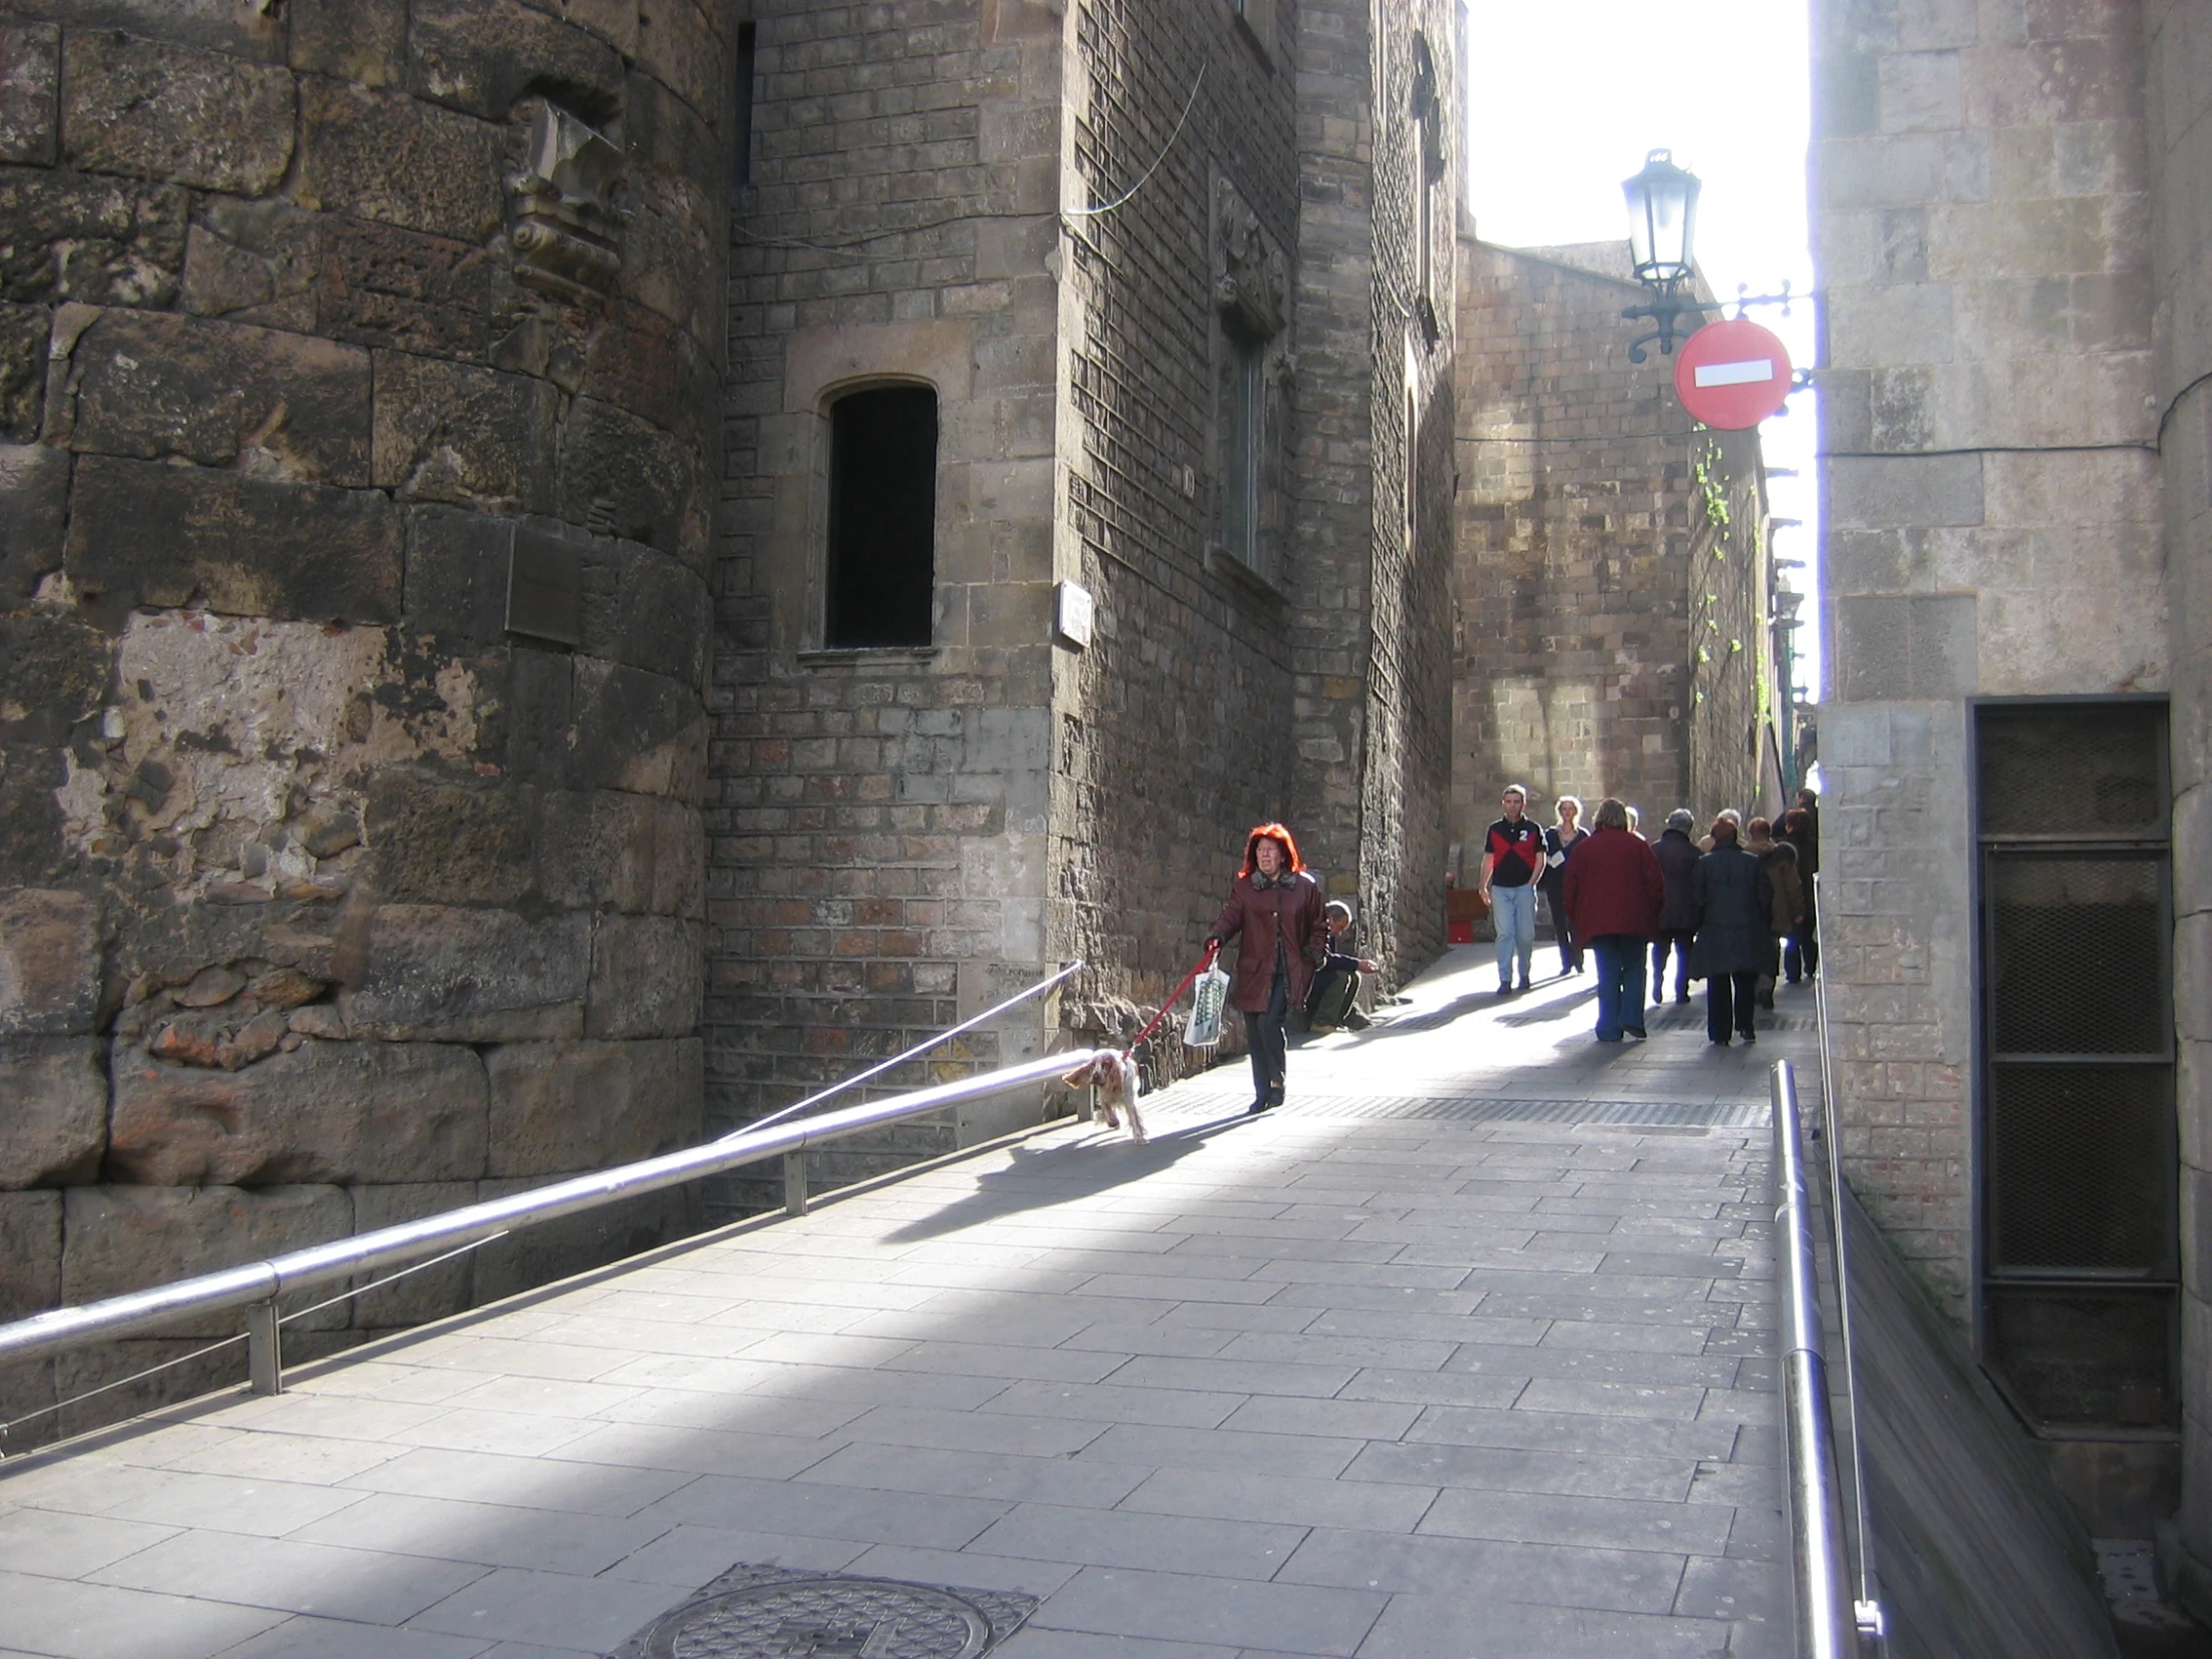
[
  {"x1": 1450, "y1": 240, "x2": 1773, "y2": 858},
  {"x1": 1810, "y1": 0, "x2": 2161, "y2": 1316},
  {"x1": 708, "y1": 0, "x2": 1066, "y2": 1176},
  {"x1": 0, "y1": 0, "x2": 732, "y2": 1445},
  {"x1": 2146, "y1": 0, "x2": 2212, "y2": 1607},
  {"x1": 709, "y1": 0, "x2": 1458, "y2": 1150}
]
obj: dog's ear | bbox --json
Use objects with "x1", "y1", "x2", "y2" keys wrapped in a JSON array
[{"x1": 1060, "y1": 1061, "x2": 1097, "y2": 1090}]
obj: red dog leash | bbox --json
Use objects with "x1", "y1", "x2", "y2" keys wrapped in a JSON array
[{"x1": 1121, "y1": 943, "x2": 1221, "y2": 1058}]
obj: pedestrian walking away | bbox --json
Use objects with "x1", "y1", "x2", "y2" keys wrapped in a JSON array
[
  {"x1": 1207, "y1": 822, "x2": 1329, "y2": 1113},
  {"x1": 1561, "y1": 797, "x2": 1664, "y2": 1042},
  {"x1": 1539, "y1": 795, "x2": 1587, "y2": 976},
  {"x1": 1780, "y1": 803, "x2": 1821, "y2": 982},
  {"x1": 1478, "y1": 785, "x2": 1544, "y2": 993},
  {"x1": 1744, "y1": 816, "x2": 1804, "y2": 1009},
  {"x1": 1651, "y1": 807, "x2": 1700, "y2": 1005},
  {"x1": 1689, "y1": 816, "x2": 1773, "y2": 1045}
]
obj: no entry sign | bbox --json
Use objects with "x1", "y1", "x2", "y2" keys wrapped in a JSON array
[{"x1": 1674, "y1": 317, "x2": 1793, "y2": 429}]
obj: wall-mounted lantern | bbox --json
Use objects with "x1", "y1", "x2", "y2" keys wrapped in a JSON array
[{"x1": 1620, "y1": 149, "x2": 1705, "y2": 360}]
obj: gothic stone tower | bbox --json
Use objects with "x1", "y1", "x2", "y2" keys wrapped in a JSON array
[{"x1": 0, "y1": 0, "x2": 735, "y2": 1442}]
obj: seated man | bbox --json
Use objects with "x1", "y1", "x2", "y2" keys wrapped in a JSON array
[{"x1": 1309, "y1": 900, "x2": 1380, "y2": 1031}]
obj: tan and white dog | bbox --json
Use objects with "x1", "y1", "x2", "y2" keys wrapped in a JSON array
[{"x1": 1062, "y1": 1050, "x2": 1146, "y2": 1144}]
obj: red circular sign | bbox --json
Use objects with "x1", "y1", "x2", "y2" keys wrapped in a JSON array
[{"x1": 1673, "y1": 317, "x2": 1794, "y2": 429}]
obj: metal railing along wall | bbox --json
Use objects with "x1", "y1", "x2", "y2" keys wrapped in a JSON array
[{"x1": 0, "y1": 1043, "x2": 1105, "y2": 1428}]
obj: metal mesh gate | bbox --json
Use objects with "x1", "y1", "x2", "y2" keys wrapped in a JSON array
[{"x1": 1975, "y1": 700, "x2": 2173, "y2": 1431}]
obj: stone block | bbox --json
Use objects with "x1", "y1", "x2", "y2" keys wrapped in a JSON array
[
  {"x1": 580, "y1": 298, "x2": 720, "y2": 463},
  {"x1": 0, "y1": 442, "x2": 68, "y2": 602},
  {"x1": 108, "y1": 1036, "x2": 487, "y2": 1187},
  {"x1": 615, "y1": 544, "x2": 713, "y2": 689},
  {"x1": 570, "y1": 658, "x2": 708, "y2": 799},
  {"x1": 0, "y1": 888, "x2": 99, "y2": 1037},
  {"x1": 372, "y1": 351, "x2": 557, "y2": 514},
  {"x1": 1880, "y1": 49, "x2": 1964, "y2": 133},
  {"x1": 0, "y1": 1038, "x2": 104, "y2": 1187},
  {"x1": 635, "y1": 0, "x2": 725, "y2": 123},
  {"x1": 345, "y1": 1180, "x2": 477, "y2": 1327},
  {"x1": 63, "y1": 29, "x2": 293, "y2": 197},
  {"x1": 299, "y1": 79, "x2": 511, "y2": 244},
  {"x1": 402, "y1": 505, "x2": 514, "y2": 644},
  {"x1": 61, "y1": 1184, "x2": 354, "y2": 1335},
  {"x1": 319, "y1": 217, "x2": 495, "y2": 359},
  {"x1": 0, "y1": 742, "x2": 68, "y2": 885},
  {"x1": 469, "y1": 1176, "x2": 695, "y2": 1305},
  {"x1": 1827, "y1": 452, "x2": 1985, "y2": 530},
  {"x1": 1827, "y1": 282, "x2": 1955, "y2": 368},
  {"x1": 289, "y1": 0, "x2": 407, "y2": 87},
  {"x1": 339, "y1": 903, "x2": 587, "y2": 1041},
  {"x1": 0, "y1": 1188, "x2": 60, "y2": 1318},
  {"x1": 617, "y1": 157, "x2": 723, "y2": 362},
  {"x1": 1834, "y1": 594, "x2": 1979, "y2": 702},
  {"x1": 556, "y1": 395, "x2": 696, "y2": 560},
  {"x1": 0, "y1": 307, "x2": 45, "y2": 440},
  {"x1": 0, "y1": 171, "x2": 187, "y2": 308},
  {"x1": 539, "y1": 789, "x2": 702, "y2": 918},
  {"x1": 484, "y1": 1035, "x2": 703, "y2": 1177},
  {"x1": 181, "y1": 200, "x2": 319, "y2": 332},
  {"x1": 66, "y1": 310, "x2": 370, "y2": 484},
  {"x1": 409, "y1": 0, "x2": 625, "y2": 123},
  {"x1": 0, "y1": 607, "x2": 106, "y2": 750},
  {"x1": 364, "y1": 768, "x2": 538, "y2": 906},
  {"x1": 500, "y1": 645, "x2": 577, "y2": 785},
  {"x1": 0, "y1": 20, "x2": 57, "y2": 165},
  {"x1": 5, "y1": 3, "x2": 284, "y2": 59},
  {"x1": 65, "y1": 454, "x2": 404, "y2": 626},
  {"x1": 587, "y1": 915, "x2": 704, "y2": 1039}
]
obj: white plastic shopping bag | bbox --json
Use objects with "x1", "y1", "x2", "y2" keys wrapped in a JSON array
[{"x1": 1183, "y1": 956, "x2": 1231, "y2": 1048}]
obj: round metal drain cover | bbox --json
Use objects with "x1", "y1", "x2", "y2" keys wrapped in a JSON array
[{"x1": 645, "y1": 1577, "x2": 995, "y2": 1659}]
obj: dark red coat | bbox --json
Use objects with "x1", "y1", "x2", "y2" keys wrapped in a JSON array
[
  {"x1": 1561, "y1": 827, "x2": 1665, "y2": 942},
  {"x1": 1211, "y1": 870, "x2": 1329, "y2": 1013}
]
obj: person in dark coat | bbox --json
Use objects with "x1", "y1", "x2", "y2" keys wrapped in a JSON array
[
  {"x1": 1780, "y1": 804, "x2": 1820, "y2": 982},
  {"x1": 1689, "y1": 817, "x2": 1774, "y2": 1045},
  {"x1": 1561, "y1": 798, "x2": 1665, "y2": 1043},
  {"x1": 1650, "y1": 808, "x2": 1701, "y2": 1006},
  {"x1": 1745, "y1": 816, "x2": 1804, "y2": 1008},
  {"x1": 1207, "y1": 822, "x2": 1329, "y2": 1113}
]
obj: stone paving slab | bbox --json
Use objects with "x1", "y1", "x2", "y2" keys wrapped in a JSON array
[{"x1": 0, "y1": 947, "x2": 1814, "y2": 1659}]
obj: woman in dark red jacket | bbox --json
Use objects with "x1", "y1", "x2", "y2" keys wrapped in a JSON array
[
  {"x1": 1561, "y1": 798, "x2": 1666, "y2": 1044},
  {"x1": 1207, "y1": 822, "x2": 1329, "y2": 1113}
]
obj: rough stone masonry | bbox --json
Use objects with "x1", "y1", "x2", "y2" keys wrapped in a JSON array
[{"x1": 0, "y1": 0, "x2": 735, "y2": 1447}]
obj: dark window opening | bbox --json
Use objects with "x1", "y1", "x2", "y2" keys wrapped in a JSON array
[
  {"x1": 826, "y1": 385, "x2": 936, "y2": 649},
  {"x1": 732, "y1": 22, "x2": 757, "y2": 191},
  {"x1": 1974, "y1": 698, "x2": 2174, "y2": 1432}
]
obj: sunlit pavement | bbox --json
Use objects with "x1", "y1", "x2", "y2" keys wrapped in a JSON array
[{"x1": 0, "y1": 944, "x2": 1815, "y2": 1659}]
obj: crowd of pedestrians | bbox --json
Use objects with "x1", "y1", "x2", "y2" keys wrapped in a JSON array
[{"x1": 1477, "y1": 784, "x2": 1821, "y2": 1047}]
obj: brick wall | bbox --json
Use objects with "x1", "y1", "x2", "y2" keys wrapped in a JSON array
[
  {"x1": 1450, "y1": 240, "x2": 1773, "y2": 861},
  {"x1": 0, "y1": 0, "x2": 733, "y2": 1444}
]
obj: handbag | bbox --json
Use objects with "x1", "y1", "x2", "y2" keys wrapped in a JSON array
[{"x1": 1183, "y1": 957, "x2": 1231, "y2": 1047}]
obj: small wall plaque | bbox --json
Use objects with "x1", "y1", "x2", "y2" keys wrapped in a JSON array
[
  {"x1": 507, "y1": 528, "x2": 584, "y2": 646},
  {"x1": 1054, "y1": 581, "x2": 1093, "y2": 650}
]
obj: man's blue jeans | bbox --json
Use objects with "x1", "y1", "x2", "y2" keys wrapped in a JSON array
[
  {"x1": 1590, "y1": 934, "x2": 1647, "y2": 1040},
  {"x1": 1491, "y1": 882, "x2": 1536, "y2": 987}
]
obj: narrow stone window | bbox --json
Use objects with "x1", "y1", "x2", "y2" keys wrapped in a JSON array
[
  {"x1": 732, "y1": 22, "x2": 758, "y2": 191},
  {"x1": 1409, "y1": 34, "x2": 1443, "y2": 342},
  {"x1": 1220, "y1": 321, "x2": 1265, "y2": 569},
  {"x1": 826, "y1": 385, "x2": 936, "y2": 648}
]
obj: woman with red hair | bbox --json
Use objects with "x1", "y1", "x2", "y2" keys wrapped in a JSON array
[{"x1": 1206, "y1": 823, "x2": 1329, "y2": 1113}]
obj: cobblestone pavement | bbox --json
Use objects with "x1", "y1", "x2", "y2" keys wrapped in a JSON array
[{"x1": 0, "y1": 947, "x2": 1816, "y2": 1659}]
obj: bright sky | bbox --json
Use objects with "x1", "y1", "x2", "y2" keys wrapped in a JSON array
[{"x1": 1461, "y1": 0, "x2": 1820, "y2": 697}]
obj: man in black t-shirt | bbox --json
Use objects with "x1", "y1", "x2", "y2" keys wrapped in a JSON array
[{"x1": 1477, "y1": 785, "x2": 1544, "y2": 993}]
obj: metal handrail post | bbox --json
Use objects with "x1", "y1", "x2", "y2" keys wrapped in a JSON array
[
  {"x1": 0, "y1": 1046, "x2": 1104, "y2": 1379},
  {"x1": 1773, "y1": 1059, "x2": 1861, "y2": 1658}
]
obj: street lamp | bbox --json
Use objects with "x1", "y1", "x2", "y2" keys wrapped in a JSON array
[{"x1": 1621, "y1": 149, "x2": 1706, "y2": 361}]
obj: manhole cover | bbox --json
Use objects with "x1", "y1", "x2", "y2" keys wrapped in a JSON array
[{"x1": 616, "y1": 1565, "x2": 1038, "y2": 1659}]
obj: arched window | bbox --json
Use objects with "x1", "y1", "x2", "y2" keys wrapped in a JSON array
[{"x1": 825, "y1": 384, "x2": 936, "y2": 648}]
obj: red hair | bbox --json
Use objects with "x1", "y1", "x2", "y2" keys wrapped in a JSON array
[{"x1": 1239, "y1": 822, "x2": 1304, "y2": 877}]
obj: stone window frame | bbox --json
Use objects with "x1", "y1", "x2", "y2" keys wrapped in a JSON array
[
  {"x1": 1208, "y1": 175, "x2": 1292, "y2": 595},
  {"x1": 1408, "y1": 32, "x2": 1444, "y2": 346},
  {"x1": 1229, "y1": 0, "x2": 1279, "y2": 66}
]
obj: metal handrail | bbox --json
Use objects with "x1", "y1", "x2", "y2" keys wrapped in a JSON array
[
  {"x1": 1772, "y1": 1058, "x2": 1881, "y2": 1655},
  {"x1": 0, "y1": 1045, "x2": 1103, "y2": 1410}
]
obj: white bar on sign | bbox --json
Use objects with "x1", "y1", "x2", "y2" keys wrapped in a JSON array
[{"x1": 1693, "y1": 358, "x2": 1775, "y2": 388}]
